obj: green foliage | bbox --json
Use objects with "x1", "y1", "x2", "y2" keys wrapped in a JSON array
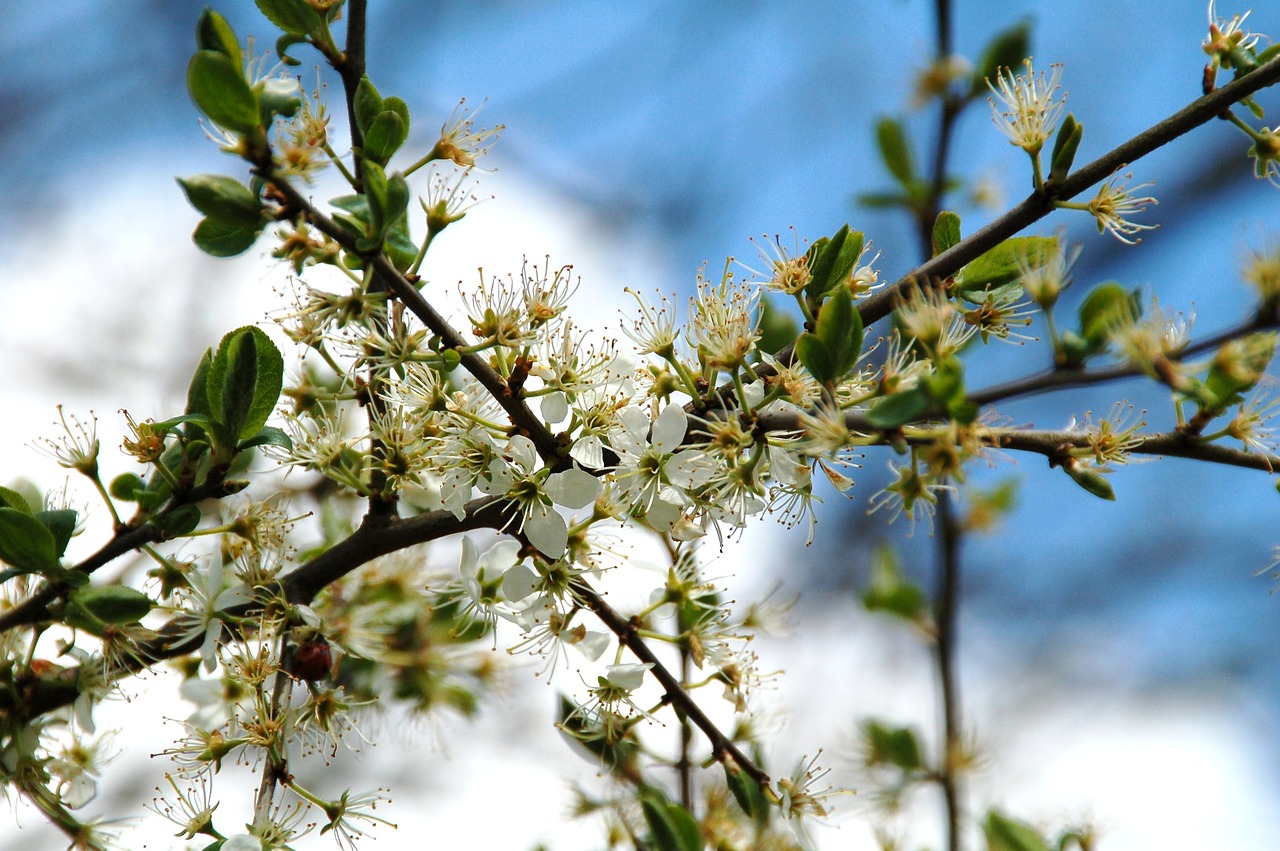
[
  {"x1": 984, "y1": 809, "x2": 1053, "y2": 851},
  {"x1": 187, "y1": 50, "x2": 259, "y2": 134},
  {"x1": 933, "y1": 210, "x2": 962, "y2": 257},
  {"x1": 971, "y1": 20, "x2": 1032, "y2": 96},
  {"x1": 0, "y1": 507, "x2": 58, "y2": 573}
]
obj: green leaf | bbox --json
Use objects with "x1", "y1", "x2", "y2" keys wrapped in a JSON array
[
  {"x1": 364, "y1": 110, "x2": 408, "y2": 165},
  {"x1": 35, "y1": 510, "x2": 78, "y2": 559},
  {"x1": 193, "y1": 216, "x2": 263, "y2": 257},
  {"x1": 274, "y1": 31, "x2": 308, "y2": 66},
  {"x1": 794, "y1": 333, "x2": 834, "y2": 385},
  {"x1": 814, "y1": 288, "x2": 863, "y2": 378},
  {"x1": 866, "y1": 387, "x2": 932, "y2": 429},
  {"x1": 66, "y1": 586, "x2": 154, "y2": 635},
  {"x1": 0, "y1": 486, "x2": 33, "y2": 514},
  {"x1": 971, "y1": 20, "x2": 1032, "y2": 96},
  {"x1": 110, "y1": 473, "x2": 148, "y2": 502},
  {"x1": 186, "y1": 349, "x2": 214, "y2": 418},
  {"x1": 254, "y1": 0, "x2": 324, "y2": 37},
  {"x1": 155, "y1": 504, "x2": 203, "y2": 537},
  {"x1": 1077, "y1": 282, "x2": 1139, "y2": 347},
  {"x1": 984, "y1": 809, "x2": 1052, "y2": 851},
  {"x1": 207, "y1": 327, "x2": 285, "y2": 444},
  {"x1": 353, "y1": 76, "x2": 383, "y2": 136},
  {"x1": 1064, "y1": 463, "x2": 1115, "y2": 501},
  {"x1": 195, "y1": 8, "x2": 241, "y2": 66},
  {"x1": 863, "y1": 720, "x2": 925, "y2": 772},
  {"x1": 187, "y1": 50, "x2": 259, "y2": 133},
  {"x1": 921, "y1": 357, "x2": 965, "y2": 407},
  {"x1": 639, "y1": 787, "x2": 703, "y2": 851},
  {"x1": 0, "y1": 507, "x2": 58, "y2": 573},
  {"x1": 876, "y1": 116, "x2": 917, "y2": 186},
  {"x1": 237, "y1": 426, "x2": 293, "y2": 451},
  {"x1": 723, "y1": 761, "x2": 768, "y2": 827},
  {"x1": 932, "y1": 211, "x2": 961, "y2": 257},
  {"x1": 861, "y1": 544, "x2": 926, "y2": 621},
  {"x1": 1048, "y1": 114, "x2": 1083, "y2": 184},
  {"x1": 805, "y1": 225, "x2": 864, "y2": 299},
  {"x1": 178, "y1": 175, "x2": 262, "y2": 225},
  {"x1": 955, "y1": 236, "x2": 1058, "y2": 296},
  {"x1": 855, "y1": 190, "x2": 913, "y2": 210}
]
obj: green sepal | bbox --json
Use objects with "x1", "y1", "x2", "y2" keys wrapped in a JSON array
[
  {"x1": 65, "y1": 586, "x2": 153, "y2": 635},
  {"x1": 353, "y1": 76, "x2": 383, "y2": 136},
  {"x1": 983, "y1": 809, "x2": 1052, "y2": 851},
  {"x1": 1048, "y1": 113, "x2": 1083, "y2": 184},
  {"x1": 110, "y1": 473, "x2": 148, "y2": 502},
  {"x1": 0, "y1": 507, "x2": 58, "y2": 573},
  {"x1": 195, "y1": 8, "x2": 241, "y2": 66},
  {"x1": 932, "y1": 211, "x2": 961, "y2": 258},
  {"x1": 1077, "y1": 282, "x2": 1140, "y2": 348},
  {"x1": 155, "y1": 504, "x2": 203, "y2": 537},
  {"x1": 861, "y1": 544, "x2": 926, "y2": 621},
  {"x1": 254, "y1": 0, "x2": 324, "y2": 37},
  {"x1": 35, "y1": 510, "x2": 78, "y2": 559},
  {"x1": 863, "y1": 719, "x2": 925, "y2": 772},
  {"x1": 876, "y1": 116, "x2": 917, "y2": 186},
  {"x1": 867, "y1": 386, "x2": 932, "y2": 429},
  {"x1": 237, "y1": 426, "x2": 293, "y2": 452},
  {"x1": 723, "y1": 761, "x2": 769, "y2": 828},
  {"x1": 971, "y1": 20, "x2": 1031, "y2": 97},
  {"x1": 178, "y1": 175, "x2": 263, "y2": 225},
  {"x1": 206, "y1": 327, "x2": 285, "y2": 446},
  {"x1": 1064, "y1": 463, "x2": 1115, "y2": 501},
  {"x1": 639, "y1": 786, "x2": 703, "y2": 851},
  {"x1": 187, "y1": 50, "x2": 260, "y2": 134},
  {"x1": 193, "y1": 217, "x2": 264, "y2": 257},
  {"x1": 954, "y1": 235, "x2": 1058, "y2": 297}
]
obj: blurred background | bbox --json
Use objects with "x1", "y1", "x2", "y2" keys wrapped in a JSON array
[{"x1": 2, "y1": 0, "x2": 1279, "y2": 848}]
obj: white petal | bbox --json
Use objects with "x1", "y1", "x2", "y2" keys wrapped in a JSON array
[
  {"x1": 604, "y1": 662, "x2": 653, "y2": 691},
  {"x1": 501, "y1": 564, "x2": 539, "y2": 602},
  {"x1": 458, "y1": 536, "x2": 479, "y2": 578},
  {"x1": 651, "y1": 404, "x2": 688, "y2": 452},
  {"x1": 569, "y1": 434, "x2": 604, "y2": 469},
  {"x1": 540, "y1": 392, "x2": 569, "y2": 424},
  {"x1": 524, "y1": 507, "x2": 568, "y2": 559},
  {"x1": 545, "y1": 468, "x2": 603, "y2": 509},
  {"x1": 574, "y1": 631, "x2": 610, "y2": 661},
  {"x1": 507, "y1": 435, "x2": 538, "y2": 471}
]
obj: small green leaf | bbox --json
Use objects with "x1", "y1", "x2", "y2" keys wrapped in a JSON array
[
  {"x1": 237, "y1": 426, "x2": 293, "y2": 452},
  {"x1": 805, "y1": 225, "x2": 864, "y2": 299},
  {"x1": 353, "y1": 76, "x2": 383, "y2": 136},
  {"x1": 364, "y1": 110, "x2": 408, "y2": 165},
  {"x1": 856, "y1": 190, "x2": 913, "y2": 210},
  {"x1": 193, "y1": 217, "x2": 263, "y2": 257},
  {"x1": 1077, "y1": 282, "x2": 1139, "y2": 347},
  {"x1": 156, "y1": 504, "x2": 203, "y2": 537},
  {"x1": 35, "y1": 510, "x2": 78, "y2": 559},
  {"x1": 876, "y1": 116, "x2": 917, "y2": 186},
  {"x1": 195, "y1": 8, "x2": 241, "y2": 66},
  {"x1": 955, "y1": 236, "x2": 1058, "y2": 296},
  {"x1": 983, "y1": 809, "x2": 1052, "y2": 851},
  {"x1": 187, "y1": 50, "x2": 259, "y2": 133},
  {"x1": 861, "y1": 544, "x2": 926, "y2": 621},
  {"x1": 863, "y1": 720, "x2": 925, "y2": 771},
  {"x1": 186, "y1": 349, "x2": 214, "y2": 418},
  {"x1": 0, "y1": 486, "x2": 33, "y2": 515},
  {"x1": 110, "y1": 473, "x2": 148, "y2": 502},
  {"x1": 972, "y1": 21, "x2": 1032, "y2": 96},
  {"x1": 723, "y1": 761, "x2": 768, "y2": 827},
  {"x1": 795, "y1": 333, "x2": 834, "y2": 385},
  {"x1": 867, "y1": 387, "x2": 932, "y2": 429},
  {"x1": 178, "y1": 175, "x2": 262, "y2": 225},
  {"x1": 1048, "y1": 114, "x2": 1083, "y2": 184},
  {"x1": 66, "y1": 586, "x2": 154, "y2": 635},
  {"x1": 639, "y1": 787, "x2": 703, "y2": 851},
  {"x1": 254, "y1": 0, "x2": 324, "y2": 37},
  {"x1": 814, "y1": 288, "x2": 863, "y2": 378},
  {"x1": 0, "y1": 507, "x2": 58, "y2": 573},
  {"x1": 207, "y1": 327, "x2": 285, "y2": 444},
  {"x1": 932, "y1": 211, "x2": 962, "y2": 257}
]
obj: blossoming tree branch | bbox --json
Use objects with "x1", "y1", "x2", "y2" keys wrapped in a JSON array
[{"x1": 2, "y1": 1, "x2": 1279, "y2": 849}]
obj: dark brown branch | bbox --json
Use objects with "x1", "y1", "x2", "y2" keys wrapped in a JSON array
[
  {"x1": 570, "y1": 579, "x2": 773, "y2": 792},
  {"x1": 267, "y1": 178, "x2": 563, "y2": 462},
  {"x1": 857, "y1": 53, "x2": 1280, "y2": 327}
]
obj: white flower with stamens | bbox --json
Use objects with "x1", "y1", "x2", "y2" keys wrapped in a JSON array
[
  {"x1": 987, "y1": 59, "x2": 1065, "y2": 155},
  {"x1": 609, "y1": 404, "x2": 713, "y2": 519}
]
